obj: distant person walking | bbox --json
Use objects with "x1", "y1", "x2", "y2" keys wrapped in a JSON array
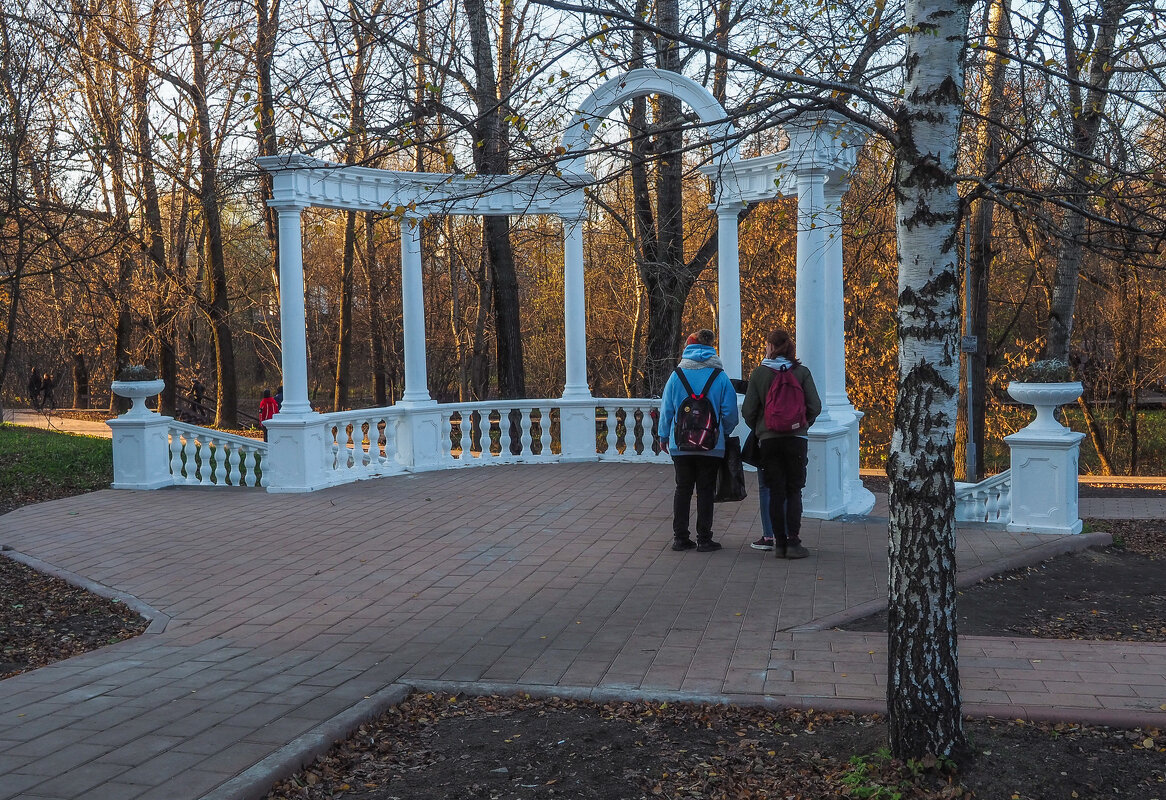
[
  {"x1": 742, "y1": 329, "x2": 821, "y2": 559},
  {"x1": 27, "y1": 369, "x2": 42, "y2": 409},
  {"x1": 40, "y1": 373, "x2": 56, "y2": 410},
  {"x1": 259, "y1": 389, "x2": 279, "y2": 442},
  {"x1": 658, "y1": 330, "x2": 739, "y2": 553}
]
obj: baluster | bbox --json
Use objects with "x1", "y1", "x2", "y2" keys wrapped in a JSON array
[
  {"x1": 182, "y1": 434, "x2": 199, "y2": 484},
  {"x1": 168, "y1": 428, "x2": 183, "y2": 481},
  {"x1": 196, "y1": 438, "x2": 212, "y2": 486},
  {"x1": 226, "y1": 441, "x2": 240, "y2": 486},
  {"x1": 369, "y1": 419, "x2": 383, "y2": 467},
  {"x1": 603, "y1": 406, "x2": 617, "y2": 457},
  {"x1": 632, "y1": 409, "x2": 645, "y2": 456},
  {"x1": 986, "y1": 486, "x2": 1001, "y2": 522},
  {"x1": 520, "y1": 408, "x2": 533, "y2": 458},
  {"x1": 255, "y1": 447, "x2": 268, "y2": 488},
  {"x1": 955, "y1": 491, "x2": 972, "y2": 522},
  {"x1": 999, "y1": 483, "x2": 1011, "y2": 522}
]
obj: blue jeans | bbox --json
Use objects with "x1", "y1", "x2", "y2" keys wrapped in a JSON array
[{"x1": 758, "y1": 467, "x2": 774, "y2": 539}]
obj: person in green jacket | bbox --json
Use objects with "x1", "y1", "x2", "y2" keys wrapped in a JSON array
[{"x1": 741, "y1": 329, "x2": 822, "y2": 559}]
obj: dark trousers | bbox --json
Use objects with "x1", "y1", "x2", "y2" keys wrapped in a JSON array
[
  {"x1": 672, "y1": 455, "x2": 721, "y2": 542},
  {"x1": 760, "y1": 437, "x2": 808, "y2": 545}
]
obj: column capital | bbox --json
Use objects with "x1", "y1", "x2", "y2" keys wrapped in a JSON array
[
  {"x1": 713, "y1": 199, "x2": 748, "y2": 216},
  {"x1": 558, "y1": 206, "x2": 587, "y2": 225},
  {"x1": 269, "y1": 199, "x2": 312, "y2": 213}
]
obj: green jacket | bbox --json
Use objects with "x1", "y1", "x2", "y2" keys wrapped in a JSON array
[{"x1": 741, "y1": 360, "x2": 822, "y2": 440}]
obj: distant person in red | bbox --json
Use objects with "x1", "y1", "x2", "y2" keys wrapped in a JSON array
[{"x1": 259, "y1": 389, "x2": 279, "y2": 441}]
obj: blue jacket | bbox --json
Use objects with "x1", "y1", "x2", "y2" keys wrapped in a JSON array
[{"x1": 658, "y1": 345, "x2": 740, "y2": 458}]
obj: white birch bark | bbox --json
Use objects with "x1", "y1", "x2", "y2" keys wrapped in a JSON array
[{"x1": 887, "y1": 0, "x2": 973, "y2": 760}]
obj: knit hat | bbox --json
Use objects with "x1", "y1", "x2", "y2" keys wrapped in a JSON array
[{"x1": 685, "y1": 333, "x2": 701, "y2": 346}]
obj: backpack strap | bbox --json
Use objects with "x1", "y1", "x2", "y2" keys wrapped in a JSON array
[
  {"x1": 698, "y1": 368, "x2": 722, "y2": 397},
  {"x1": 674, "y1": 366, "x2": 722, "y2": 399}
]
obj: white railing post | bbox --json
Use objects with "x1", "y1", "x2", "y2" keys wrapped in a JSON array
[{"x1": 107, "y1": 383, "x2": 176, "y2": 490}]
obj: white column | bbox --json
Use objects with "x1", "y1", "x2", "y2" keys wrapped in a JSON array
[
  {"x1": 265, "y1": 201, "x2": 328, "y2": 493},
  {"x1": 561, "y1": 208, "x2": 590, "y2": 399},
  {"x1": 274, "y1": 202, "x2": 312, "y2": 416},
  {"x1": 559, "y1": 203, "x2": 596, "y2": 462},
  {"x1": 399, "y1": 215, "x2": 432, "y2": 404},
  {"x1": 794, "y1": 168, "x2": 830, "y2": 419},
  {"x1": 821, "y1": 179, "x2": 849, "y2": 412},
  {"x1": 822, "y1": 175, "x2": 876, "y2": 516},
  {"x1": 716, "y1": 202, "x2": 744, "y2": 380}
]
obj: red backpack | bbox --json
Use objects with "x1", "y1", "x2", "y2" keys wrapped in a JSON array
[
  {"x1": 673, "y1": 368, "x2": 722, "y2": 451},
  {"x1": 764, "y1": 365, "x2": 808, "y2": 433}
]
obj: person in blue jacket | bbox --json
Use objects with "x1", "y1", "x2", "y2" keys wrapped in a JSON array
[{"x1": 658, "y1": 329, "x2": 740, "y2": 552}]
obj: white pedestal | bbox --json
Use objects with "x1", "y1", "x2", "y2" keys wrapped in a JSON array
[
  {"x1": 832, "y1": 406, "x2": 875, "y2": 516},
  {"x1": 107, "y1": 414, "x2": 176, "y2": 490},
  {"x1": 559, "y1": 399, "x2": 597, "y2": 462},
  {"x1": 395, "y1": 402, "x2": 445, "y2": 471},
  {"x1": 263, "y1": 413, "x2": 331, "y2": 493},
  {"x1": 1005, "y1": 428, "x2": 1085, "y2": 535},
  {"x1": 802, "y1": 414, "x2": 849, "y2": 519}
]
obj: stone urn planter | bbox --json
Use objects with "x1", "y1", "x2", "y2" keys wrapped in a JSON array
[
  {"x1": 1007, "y1": 381, "x2": 1083, "y2": 434},
  {"x1": 111, "y1": 379, "x2": 166, "y2": 418}
]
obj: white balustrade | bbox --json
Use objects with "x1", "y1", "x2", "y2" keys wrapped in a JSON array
[
  {"x1": 954, "y1": 470, "x2": 1011, "y2": 526},
  {"x1": 592, "y1": 399, "x2": 670, "y2": 463},
  {"x1": 436, "y1": 401, "x2": 560, "y2": 465},
  {"x1": 165, "y1": 422, "x2": 268, "y2": 488},
  {"x1": 319, "y1": 408, "x2": 403, "y2": 483}
]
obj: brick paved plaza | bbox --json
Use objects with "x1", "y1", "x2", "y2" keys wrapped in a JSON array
[{"x1": 1, "y1": 463, "x2": 1163, "y2": 799}]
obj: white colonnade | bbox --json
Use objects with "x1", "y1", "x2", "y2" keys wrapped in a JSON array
[{"x1": 255, "y1": 71, "x2": 873, "y2": 514}]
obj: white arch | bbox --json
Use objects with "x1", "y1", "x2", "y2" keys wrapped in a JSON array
[{"x1": 559, "y1": 68, "x2": 739, "y2": 175}]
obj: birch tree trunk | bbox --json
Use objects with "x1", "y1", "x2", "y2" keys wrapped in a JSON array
[{"x1": 887, "y1": 0, "x2": 972, "y2": 761}]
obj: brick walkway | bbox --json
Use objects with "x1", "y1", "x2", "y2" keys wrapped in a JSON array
[{"x1": 1, "y1": 463, "x2": 1163, "y2": 800}]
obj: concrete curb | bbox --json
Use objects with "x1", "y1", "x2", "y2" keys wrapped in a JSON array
[
  {"x1": 0, "y1": 547, "x2": 170, "y2": 634},
  {"x1": 199, "y1": 683, "x2": 413, "y2": 800},
  {"x1": 790, "y1": 531, "x2": 1113, "y2": 633}
]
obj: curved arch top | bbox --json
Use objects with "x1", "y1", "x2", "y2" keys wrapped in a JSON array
[{"x1": 559, "y1": 68, "x2": 739, "y2": 175}]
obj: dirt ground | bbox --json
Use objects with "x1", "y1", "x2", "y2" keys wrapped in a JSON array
[
  {"x1": 2, "y1": 486, "x2": 1164, "y2": 799},
  {"x1": 261, "y1": 692, "x2": 1165, "y2": 800}
]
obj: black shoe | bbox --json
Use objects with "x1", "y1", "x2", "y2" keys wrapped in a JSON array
[
  {"x1": 785, "y1": 543, "x2": 809, "y2": 559},
  {"x1": 775, "y1": 543, "x2": 787, "y2": 559},
  {"x1": 672, "y1": 538, "x2": 696, "y2": 551},
  {"x1": 696, "y1": 540, "x2": 722, "y2": 552}
]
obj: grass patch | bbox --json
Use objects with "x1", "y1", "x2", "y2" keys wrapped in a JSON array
[{"x1": 0, "y1": 424, "x2": 113, "y2": 514}]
